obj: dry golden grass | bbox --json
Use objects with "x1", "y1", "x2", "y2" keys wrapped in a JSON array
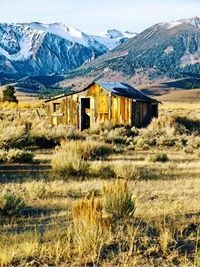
[
  {"x1": 0, "y1": 85, "x2": 40, "y2": 104},
  {"x1": 0, "y1": 102, "x2": 200, "y2": 266},
  {"x1": 157, "y1": 89, "x2": 200, "y2": 103},
  {"x1": 160, "y1": 101, "x2": 200, "y2": 117}
]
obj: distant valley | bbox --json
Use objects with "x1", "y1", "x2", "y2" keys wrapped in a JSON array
[{"x1": 0, "y1": 17, "x2": 200, "y2": 98}]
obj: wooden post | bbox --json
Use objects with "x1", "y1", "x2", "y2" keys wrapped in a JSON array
[
  {"x1": 108, "y1": 93, "x2": 112, "y2": 120},
  {"x1": 36, "y1": 109, "x2": 40, "y2": 119},
  {"x1": 76, "y1": 100, "x2": 79, "y2": 130}
]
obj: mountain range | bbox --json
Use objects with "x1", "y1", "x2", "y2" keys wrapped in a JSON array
[
  {"x1": 61, "y1": 17, "x2": 200, "y2": 87},
  {"x1": 0, "y1": 22, "x2": 136, "y2": 76},
  {"x1": 0, "y1": 17, "x2": 200, "y2": 96}
]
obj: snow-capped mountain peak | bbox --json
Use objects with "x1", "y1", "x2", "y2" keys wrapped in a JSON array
[
  {"x1": 123, "y1": 31, "x2": 137, "y2": 38},
  {"x1": 93, "y1": 29, "x2": 137, "y2": 50},
  {"x1": 28, "y1": 22, "x2": 84, "y2": 37},
  {"x1": 98, "y1": 29, "x2": 136, "y2": 39},
  {"x1": 23, "y1": 22, "x2": 88, "y2": 47},
  {"x1": 0, "y1": 22, "x2": 135, "y2": 75},
  {"x1": 160, "y1": 16, "x2": 200, "y2": 30},
  {"x1": 99, "y1": 29, "x2": 124, "y2": 39}
]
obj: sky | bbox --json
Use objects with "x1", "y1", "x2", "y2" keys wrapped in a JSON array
[{"x1": 0, "y1": 0, "x2": 199, "y2": 34}]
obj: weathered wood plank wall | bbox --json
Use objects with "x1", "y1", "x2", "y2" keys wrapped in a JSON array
[{"x1": 46, "y1": 83, "x2": 158, "y2": 129}]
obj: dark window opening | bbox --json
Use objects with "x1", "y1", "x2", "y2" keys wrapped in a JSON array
[{"x1": 53, "y1": 103, "x2": 61, "y2": 113}]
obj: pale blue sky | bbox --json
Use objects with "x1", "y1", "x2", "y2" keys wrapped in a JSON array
[{"x1": 0, "y1": 0, "x2": 199, "y2": 33}]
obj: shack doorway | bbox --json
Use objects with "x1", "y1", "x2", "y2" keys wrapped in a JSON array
[
  {"x1": 80, "y1": 97, "x2": 91, "y2": 130},
  {"x1": 152, "y1": 104, "x2": 158, "y2": 118}
]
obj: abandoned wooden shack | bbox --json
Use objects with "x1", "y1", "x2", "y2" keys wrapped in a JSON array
[{"x1": 45, "y1": 81, "x2": 159, "y2": 130}]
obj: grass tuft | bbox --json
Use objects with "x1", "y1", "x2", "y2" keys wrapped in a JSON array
[
  {"x1": 0, "y1": 193, "x2": 25, "y2": 216},
  {"x1": 148, "y1": 153, "x2": 170, "y2": 163},
  {"x1": 102, "y1": 180, "x2": 136, "y2": 222}
]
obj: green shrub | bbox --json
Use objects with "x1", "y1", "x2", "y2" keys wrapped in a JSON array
[
  {"x1": 60, "y1": 140, "x2": 113, "y2": 160},
  {"x1": 25, "y1": 181, "x2": 48, "y2": 199},
  {"x1": 113, "y1": 145, "x2": 126, "y2": 154},
  {"x1": 88, "y1": 143, "x2": 113, "y2": 160},
  {"x1": 0, "y1": 149, "x2": 33, "y2": 163},
  {"x1": 135, "y1": 166, "x2": 163, "y2": 180},
  {"x1": 175, "y1": 116, "x2": 200, "y2": 134},
  {"x1": 134, "y1": 137, "x2": 151, "y2": 149},
  {"x1": 184, "y1": 146, "x2": 194, "y2": 154},
  {"x1": 67, "y1": 130, "x2": 85, "y2": 140},
  {"x1": 52, "y1": 152, "x2": 90, "y2": 177},
  {"x1": 148, "y1": 153, "x2": 169, "y2": 163},
  {"x1": 32, "y1": 135, "x2": 57, "y2": 148},
  {"x1": 0, "y1": 193, "x2": 25, "y2": 216},
  {"x1": 30, "y1": 123, "x2": 74, "y2": 148},
  {"x1": 102, "y1": 127, "x2": 128, "y2": 144},
  {"x1": 130, "y1": 127, "x2": 139, "y2": 137},
  {"x1": 187, "y1": 136, "x2": 200, "y2": 149},
  {"x1": 104, "y1": 192, "x2": 136, "y2": 222},
  {"x1": 99, "y1": 165, "x2": 116, "y2": 179},
  {"x1": 0, "y1": 150, "x2": 6, "y2": 163},
  {"x1": 103, "y1": 180, "x2": 136, "y2": 222},
  {"x1": 107, "y1": 128, "x2": 127, "y2": 144},
  {"x1": 148, "y1": 115, "x2": 200, "y2": 135},
  {"x1": 114, "y1": 163, "x2": 139, "y2": 180},
  {"x1": 156, "y1": 137, "x2": 177, "y2": 147},
  {"x1": 0, "y1": 125, "x2": 29, "y2": 149},
  {"x1": 113, "y1": 163, "x2": 159, "y2": 180},
  {"x1": 106, "y1": 136, "x2": 127, "y2": 144},
  {"x1": 88, "y1": 121, "x2": 114, "y2": 135},
  {"x1": 52, "y1": 140, "x2": 112, "y2": 177}
]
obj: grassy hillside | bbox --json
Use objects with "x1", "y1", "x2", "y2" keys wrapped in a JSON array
[
  {"x1": 59, "y1": 22, "x2": 200, "y2": 86},
  {"x1": 137, "y1": 77, "x2": 200, "y2": 96},
  {"x1": 157, "y1": 89, "x2": 200, "y2": 103}
]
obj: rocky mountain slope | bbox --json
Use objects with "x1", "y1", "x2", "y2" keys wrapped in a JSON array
[
  {"x1": 0, "y1": 22, "x2": 135, "y2": 76},
  {"x1": 63, "y1": 17, "x2": 200, "y2": 86}
]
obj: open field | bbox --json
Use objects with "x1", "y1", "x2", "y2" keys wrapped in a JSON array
[
  {"x1": 137, "y1": 78, "x2": 200, "y2": 97},
  {"x1": 0, "y1": 100, "x2": 200, "y2": 266},
  {"x1": 157, "y1": 89, "x2": 200, "y2": 103}
]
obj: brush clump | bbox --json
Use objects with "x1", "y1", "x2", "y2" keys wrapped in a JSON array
[{"x1": 102, "y1": 180, "x2": 136, "y2": 222}]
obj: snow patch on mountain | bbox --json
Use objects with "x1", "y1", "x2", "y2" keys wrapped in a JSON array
[
  {"x1": 160, "y1": 16, "x2": 200, "y2": 30},
  {"x1": 26, "y1": 22, "x2": 89, "y2": 47},
  {"x1": 0, "y1": 24, "x2": 46, "y2": 61},
  {"x1": 0, "y1": 46, "x2": 11, "y2": 59},
  {"x1": 0, "y1": 22, "x2": 137, "y2": 75},
  {"x1": 93, "y1": 29, "x2": 137, "y2": 50},
  {"x1": 98, "y1": 29, "x2": 124, "y2": 39},
  {"x1": 180, "y1": 48, "x2": 200, "y2": 67},
  {"x1": 124, "y1": 31, "x2": 137, "y2": 38},
  {"x1": 14, "y1": 36, "x2": 33, "y2": 60},
  {"x1": 164, "y1": 46, "x2": 174, "y2": 54}
]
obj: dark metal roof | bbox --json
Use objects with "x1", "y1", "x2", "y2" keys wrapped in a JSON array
[
  {"x1": 45, "y1": 80, "x2": 95, "y2": 102},
  {"x1": 45, "y1": 91, "x2": 76, "y2": 102},
  {"x1": 97, "y1": 81, "x2": 158, "y2": 103},
  {"x1": 45, "y1": 81, "x2": 159, "y2": 103}
]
